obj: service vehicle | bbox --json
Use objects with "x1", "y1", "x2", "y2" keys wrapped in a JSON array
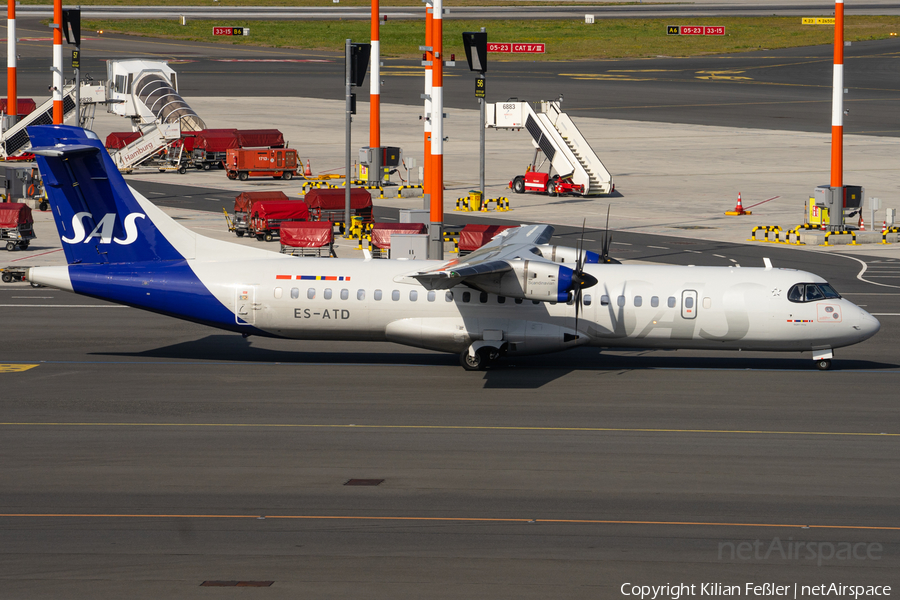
[{"x1": 226, "y1": 148, "x2": 299, "y2": 181}]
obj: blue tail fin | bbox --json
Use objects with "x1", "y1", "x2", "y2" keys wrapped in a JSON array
[{"x1": 29, "y1": 124, "x2": 184, "y2": 265}]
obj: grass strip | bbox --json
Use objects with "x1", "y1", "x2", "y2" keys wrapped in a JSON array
[{"x1": 82, "y1": 16, "x2": 900, "y2": 61}]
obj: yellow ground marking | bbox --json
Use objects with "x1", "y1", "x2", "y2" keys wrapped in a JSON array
[
  {"x1": 0, "y1": 513, "x2": 897, "y2": 531},
  {"x1": 0, "y1": 364, "x2": 38, "y2": 373},
  {"x1": 695, "y1": 70, "x2": 753, "y2": 80},
  {"x1": 0, "y1": 422, "x2": 895, "y2": 437},
  {"x1": 559, "y1": 73, "x2": 658, "y2": 81}
]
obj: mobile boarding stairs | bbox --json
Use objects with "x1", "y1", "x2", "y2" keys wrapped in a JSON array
[{"x1": 486, "y1": 99, "x2": 613, "y2": 196}]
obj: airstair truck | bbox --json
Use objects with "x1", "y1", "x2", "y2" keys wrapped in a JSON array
[{"x1": 486, "y1": 99, "x2": 613, "y2": 196}]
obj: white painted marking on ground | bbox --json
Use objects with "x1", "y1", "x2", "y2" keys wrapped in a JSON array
[
  {"x1": 0, "y1": 304, "x2": 129, "y2": 308},
  {"x1": 148, "y1": 192, "x2": 165, "y2": 195},
  {"x1": 205, "y1": 198, "x2": 221, "y2": 202},
  {"x1": 648, "y1": 246, "x2": 669, "y2": 250},
  {"x1": 612, "y1": 242, "x2": 631, "y2": 246},
  {"x1": 684, "y1": 250, "x2": 701, "y2": 254},
  {"x1": 11, "y1": 296, "x2": 54, "y2": 299},
  {"x1": 713, "y1": 254, "x2": 726, "y2": 258}
]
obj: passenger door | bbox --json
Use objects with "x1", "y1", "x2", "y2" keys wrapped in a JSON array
[{"x1": 235, "y1": 286, "x2": 257, "y2": 325}]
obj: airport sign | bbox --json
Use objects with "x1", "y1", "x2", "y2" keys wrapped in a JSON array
[
  {"x1": 802, "y1": 17, "x2": 836, "y2": 25},
  {"x1": 667, "y1": 26, "x2": 726, "y2": 36},
  {"x1": 487, "y1": 43, "x2": 545, "y2": 54},
  {"x1": 213, "y1": 27, "x2": 250, "y2": 36}
]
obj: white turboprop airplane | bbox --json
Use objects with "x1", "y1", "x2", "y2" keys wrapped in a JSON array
[{"x1": 26, "y1": 125, "x2": 879, "y2": 370}]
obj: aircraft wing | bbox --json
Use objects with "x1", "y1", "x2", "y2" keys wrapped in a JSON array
[{"x1": 412, "y1": 224, "x2": 561, "y2": 292}]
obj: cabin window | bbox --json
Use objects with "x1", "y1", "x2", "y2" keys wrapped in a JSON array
[
  {"x1": 274, "y1": 287, "x2": 283, "y2": 299},
  {"x1": 410, "y1": 290, "x2": 418, "y2": 301},
  {"x1": 462, "y1": 292, "x2": 471, "y2": 303},
  {"x1": 617, "y1": 296, "x2": 626, "y2": 307},
  {"x1": 651, "y1": 296, "x2": 659, "y2": 308},
  {"x1": 392, "y1": 290, "x2": 400, "y2": 301},
  {"x1": 427, "y1": 291, "x2": 436, "y2": 302},
  {"x1": 498, "y1": 296, "x2": 506, "y2": 304},
  {"x1": 634, "y1": 296, "x2": 642, "y2": 307},
  {"x1": 667, "y1": 296, "x2": 676, "y2": 308},
  {"x1": 583, "y1": 294, "x2": 592, "y2": 306},
  {"x1": 480, "y1": 292, "x2": 489, "y2": 303},
  {"x1": 703, "y1": 297, "x2": 712, "y2": 309},
  {"x1": 307, "y1": 288, "x2": 315, "y2": 300},
  {"x1": 374, "y1": 289, "x2": 383, "y2": 301},
  {"x1": 324, "y1": 288, "x2": 333, "y2": 300},
  {"x1": 291, "y1": 288, "x2": 299, "y2": 300},
  {"x1": 445, "y1": 291, "x2": 454, "y2": 302},
  {"x1": 340, "y1": 289, "x2": 349, "y2": 300},
  {"x1": 684, "y1": 296, "x2": 694, "y2": 309},
  {"x1": 601, "y1": 295, "x2": 610, "y2": 306},
  {"x1": 357, "y1": 289, "x2": 365, "y2": 301}
]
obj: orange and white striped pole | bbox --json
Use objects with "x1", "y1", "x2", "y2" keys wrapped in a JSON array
[
  {"x1": 423, "y1": 3, "x2": 433, "y2": 208},
  {"x1": 7, "y1": 0, "x2": 17, "y2": 123},
  {"x1": 369, "y1": 0, "x2": 380, "y2": 149},
  {"x1": 52, "y1": 0, "x2": 63, "y2": 123},
  {"x1": 831, "y1": 0, "x2": 844, "y2": 189},
  {"x1": 429, "y1": 0, "x2": 443, "y2": 258}
]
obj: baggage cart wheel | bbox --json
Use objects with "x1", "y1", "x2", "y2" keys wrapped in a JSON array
[
  {"x1": 238, "y1": 172, "x2": 249, "y2": 181},
  {"x1": 256, "y1": 234, "x2": 265, "y2": 241},
  {"x1": 178, "y1": 165, "x2": 187, "y2": 174},
  {"x1": 39, "y1": 201, "x2": 49, "y2": 211},
  {"x1": 1, "y1": 272, "x2": 12, "y2": 283},
  {"x1": 264, "y1": 232, "x2": 274, "y2": 242},
  {"x1": 203, "y1": 163, "x2": 211, "y2": 171},
  {"x1": 236, "y1": 231, "x2": 245, "y2": 238},
  {"x1": 512, "y1": 177, "x2": 525, "y2": 194},
  {"x1": 19, "y1": 241, "x2": 29, "y2": 250},
  {"x1": 6, "y1": 241, "x2": 16, "y2": 251},
  {"x1": 282, "y1": 171, "x2": 293, "y2": 181}
]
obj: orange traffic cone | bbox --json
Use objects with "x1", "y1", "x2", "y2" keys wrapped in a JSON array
[
  {"x1": 725, "y1": 192, "x2": 751, "y2": 216},
  {"x1": 304, "y1": 160, "x2": 312, "y2": 177},
  {"x1": 882, "y1": 220, "x2": 888, "y2": 233},
  {"x1": 859, "y1": 214, "x2": 865, "y2": 231}
]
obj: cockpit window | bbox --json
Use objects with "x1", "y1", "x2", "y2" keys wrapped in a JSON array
[{"x1": 788, "y1": 283, "x2": 842, "y2": 303}]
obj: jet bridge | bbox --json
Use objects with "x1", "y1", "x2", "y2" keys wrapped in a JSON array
[
  {"x1": 106, "y1": 60, "x2": 206, "y2": 132},
  {"x1": 486, "y1": 99, "x2": 613, "y2": 196}
]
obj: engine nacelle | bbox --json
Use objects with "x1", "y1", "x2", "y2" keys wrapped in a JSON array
[
  {"x1": 536, "y1": 244, "x2": 600, "y2": 265},
  {"x1": 475, "y1": 260, "x2": 572, "y2": 302}
]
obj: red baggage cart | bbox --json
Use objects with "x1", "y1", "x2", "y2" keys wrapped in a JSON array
[
  {"x1": 303, "y1": 188, "x2": 373, "y2": 231},
  {"x1": 250, "y1": 200, "x2": 310, "y2": 242},
  {"x1": 0, "y1": 203, "x2": 36, "y2": 251},
  {"x1": 458, "y1": 224, "x2": 515, "y2": 256},
  {"x1": 231, "y1": 191, "x2": 290, "y2": 237},
  {"x1": 370, "y1": 222, "x2": 427, "y2": 258},
  {"x1": 280, "y1": 221, "x2": 335, "y2": 257}
]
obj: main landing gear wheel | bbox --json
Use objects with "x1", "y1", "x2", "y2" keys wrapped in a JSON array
[
  {"x1": 512, "y1": 177, "x2": 525, "y2": 194},
  {"x1": 816, "y1": 359, "x2": 832, "y2": 371},
  {"x1": 460, "y1": 349, "x2": 488, "y2": 371}
]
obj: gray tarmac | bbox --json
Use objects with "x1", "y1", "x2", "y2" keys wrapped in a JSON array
[{"x1": 2, "y1": 16, "x2": 900, "y2": 599}]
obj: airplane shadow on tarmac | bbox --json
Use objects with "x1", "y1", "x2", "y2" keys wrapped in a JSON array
[{"x1": 92, "y1": 335, "x2": 899, "y2": 389}]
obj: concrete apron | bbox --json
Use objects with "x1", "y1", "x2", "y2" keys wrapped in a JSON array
[{"x1": 23, "y1": 97, "x2": 900, "y2": 264}]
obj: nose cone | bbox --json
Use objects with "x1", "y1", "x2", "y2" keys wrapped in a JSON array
[{"x1": 857, "y1": 308, "x2": 881, "y2": 341}]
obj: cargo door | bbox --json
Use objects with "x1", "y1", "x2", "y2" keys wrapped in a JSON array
[
  {"x1": 235, "y1": 285, "x2": 257, "y2": 325},
  {"x1": 681, "y1": 289, "x2": 698, "y2": 320}
]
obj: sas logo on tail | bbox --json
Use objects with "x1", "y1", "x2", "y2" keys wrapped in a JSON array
[{"x1": 62, "y1": 212, "x2": 146, "y2": 245}]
